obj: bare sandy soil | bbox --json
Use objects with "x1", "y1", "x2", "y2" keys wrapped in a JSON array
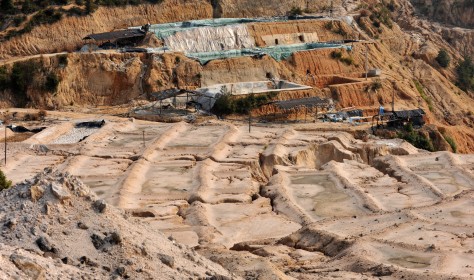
[{"x1": 1, "y1": 110, "x2": 474, "y2": 279}]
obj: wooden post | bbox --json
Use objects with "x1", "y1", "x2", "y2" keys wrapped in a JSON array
[
  {"x1": 4, "y1": 124, "x2": 6, "y2": 166},
  {"x1": 248, "y1": 110, "x2": 251, "y2": 133},
  {"x1": 142, "y1": 130, "x2": 145, "y2": 147},
  {"x1": 304, "y1": 106, "x2": 307, "y2": 123}
]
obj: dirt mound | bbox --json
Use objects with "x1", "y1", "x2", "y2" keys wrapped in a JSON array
[{"x1": 0, "y1": 168, "x2": 234, "y2": 279}]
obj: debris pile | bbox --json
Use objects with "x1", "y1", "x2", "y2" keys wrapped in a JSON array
[{"x1": 0, "y1": 168, "x2": 234, "y2": 279}]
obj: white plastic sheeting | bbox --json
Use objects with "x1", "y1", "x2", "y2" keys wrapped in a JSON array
[{"x1": 164, "y1": 24, "x2": 256, "y2": 53}]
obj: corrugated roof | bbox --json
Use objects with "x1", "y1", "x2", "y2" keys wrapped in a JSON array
[
  {"x1": 274, "y1": 97, "x2": 331, "y2": 110},
  {"x1": 83, "y1": 29, "x2": 145, "y2": 41},
  {"x1": 392, "y1": 109, "x2": 425, "y2": 119}
]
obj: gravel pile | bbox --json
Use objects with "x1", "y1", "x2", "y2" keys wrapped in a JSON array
[
  {"x1": 50, "y1": 128, "x2": 99, "y2": 144},
  {"x1": 0, "y1": 168, "x2": 235, "y2": 279}
]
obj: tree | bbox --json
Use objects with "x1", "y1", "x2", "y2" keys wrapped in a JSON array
[
  {"x1": 1, "y1": 0, "x2": 15, "y2": 14},
  {"x1": 436, "y1": 49, "x2": 450, "y2": 68},
  {"x1": 85, "y1": 0, "x2": 97, "y2": 14},
  {"x1": 0, "y1": 66, "x2": 10, "y2": 91},
  {"x1": 288, "y1": 6, "x2": 303, "y2": 17},
  {"x1": 456, "y1": 56, "x2": 474, "y2": 91},
  {"x1": 0, "y1": 169, "x2": 12, "y2": 191}
]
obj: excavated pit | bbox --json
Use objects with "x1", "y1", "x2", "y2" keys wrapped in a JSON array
[{"x1": 1, "y1": 114, "x2": 474, "y2": 279}]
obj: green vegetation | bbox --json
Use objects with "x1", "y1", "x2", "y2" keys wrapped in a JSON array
[
  {"x1": 455, "y1": 56, "x2": 474, "y2": 92},
  {"x1": 330, "y1": 50, "x2": 353, "y2": 65},
  {"x1": 58, "y1": 54, "x2": 68, "y2": 67},
  {"x1": 397, "y1": 124, "x2": 434, "y2": 152},
  {"x1": 0, "y1": 66, "x2": 9, "y2": 91},
  {"x1": 442, "y1": 134, "x2": 457, "y2": 153},
  {"x1": 44, "y1": 72, "x2": 60, "y2": 92},
  {"x1": 414, "y1": 80, "x2": 433, "y2": 111},
  {"x1": 1, "y1": 0, "x2": 164, "y2": 40},
  {"x1": 0, "y1": 169, "x2": 12, "y2": 191},
  {"x1": 435, "y1": 49, "x2": 450, "y2": 68},
  {"x1": 369, "y1": 4, "x2": 393, "y2": 28},
  {"x1": 1, "y1": 0, "x2": 15, "y2": 14},
  {"x1": 371, "y1": 80, "x2": 382, "y2": 91},
  {"x1": 212, "y1": 92, "x2": 277, "y2": 116},
  {"x1": 288, "y1": 6, "x2": 303, "y2": 17},
  {"x1": 324, "y1": 21, "x2": 347, "y2": 36},
  {"x1": 0, "y1": 60, "x2": 62, "y2": 106},
  {"x1": 10, "y1": 60, "x2": 40, "y2": 104}
]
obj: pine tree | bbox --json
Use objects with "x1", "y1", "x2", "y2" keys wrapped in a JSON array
[{"x1": 436, "y1": 49, "x2": 450, "y2": 68}]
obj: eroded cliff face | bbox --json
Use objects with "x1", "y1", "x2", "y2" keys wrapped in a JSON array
[
  {"x1": 394, "y1": 0, "x2": 474, "y2": 58},
  {"x1": 0, "y1": 0, "x2": 212, "y2": 60},
  {"x1": 409, "y1": 0, "x2": 474, "y2": 28}
]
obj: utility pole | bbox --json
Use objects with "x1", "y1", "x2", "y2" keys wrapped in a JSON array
[
  {"x1": 4, "y1": 124, "x2": 6, "y2": 166},
  {"x1": 392, "y1": 85, "x2": 395, "y2": 113},
  {"x1": 248, "y1": 110, "x2": 251, "y2": 133},
  {"x1": 329, "y1": 0, "x2": 334, "y2": 17}
]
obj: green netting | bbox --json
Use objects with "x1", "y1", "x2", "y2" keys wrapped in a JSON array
[{"x1": 187, "y1": 42, "x2": 353, "y2": 64}]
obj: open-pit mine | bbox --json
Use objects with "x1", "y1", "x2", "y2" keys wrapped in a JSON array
[
  {"x1": 0, "y1": 110, "x2": 473, "y2": 279},
  {"x1": 0, "y1": 0, "x2": 474, "y2": 278}
]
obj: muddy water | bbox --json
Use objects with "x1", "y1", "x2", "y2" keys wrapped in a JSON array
[{"x1": 289, "y1": 173, "x2": 365, "y2": 220}]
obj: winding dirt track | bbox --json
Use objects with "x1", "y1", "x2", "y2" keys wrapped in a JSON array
[{"x1": 2, "y1": 116, "x2": 474, "y2": 279}]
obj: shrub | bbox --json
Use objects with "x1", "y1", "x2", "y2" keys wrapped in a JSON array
[
  {"x1": 436, "y1": 49, "x2": 450, "y2": 68},
  {"x1": 28, "y1": 8, "x2": 63, "y2": 26},
  {"x1": 1, "y1": 0, "x2": 15, "y2": 14},
  {"x1": 13, "y1": 15, "x2": 26, "y2": 26},
  {"x1": 11, "y1": 60, "x2": 40, "y2": 103},
  {"x1": 44, "y1": 72, "x2": 60, "y2": 92},
  {"x1": 288, "y1": 6, "x2": 303, "y2": 17},
  {"x1": 0, "y1": 66, "x2": 10, "y2": 90},
  {"x1": 371, "y1": 80, "x2": 382, "y2": 91},
  {"x1": 324, "y1": 21, "x2": 334, "y2": 30},
  {"x1": 212, "y1": 92, "x2": 276, "y2": 116},
  {"x1": 0, "y1": 169, "x2": 12, "y2": 191},
  {"x1": 340, "y1": 56, "x2": 353, "y2": 65},
  {"x1": 443, "y1": 134, "x2": 457, "y2": 153},
  {"x1": 397, "y1": 125, "x2": 434, "y2": 152},
  {"x1": 359, "y1": 9, "x2": 370, "y2": 17},
  {"x1": 456, "y1": 56, "x2": 474, "y2": 91},
  {"x1": 85, "y1": 0, "x2": 98, "y2": 14},
  {"x1": 58, "y1": 54, "x2": 68, "y2": 66},
  {"x1": 331, "y1": 50, "x2": 343, "y2": 59},
  {"x1": 38, "y1": 110, "x2": 47, "y2": 120},
  {"x1": 414, "y1": 80, "x2": 434, "y2": 111}
]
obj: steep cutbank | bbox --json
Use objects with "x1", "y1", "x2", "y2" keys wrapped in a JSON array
[{"x1": 0, "y1": 0, "x2": 212, "y2": 60}]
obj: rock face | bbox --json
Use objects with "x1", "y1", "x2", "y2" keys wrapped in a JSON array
[
  {"x1": 409, "y1": 0, "x2": 474, "y2": 28},
  {"x1": 0, "y1": 169, "x2": 234, "y2": 279}
]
